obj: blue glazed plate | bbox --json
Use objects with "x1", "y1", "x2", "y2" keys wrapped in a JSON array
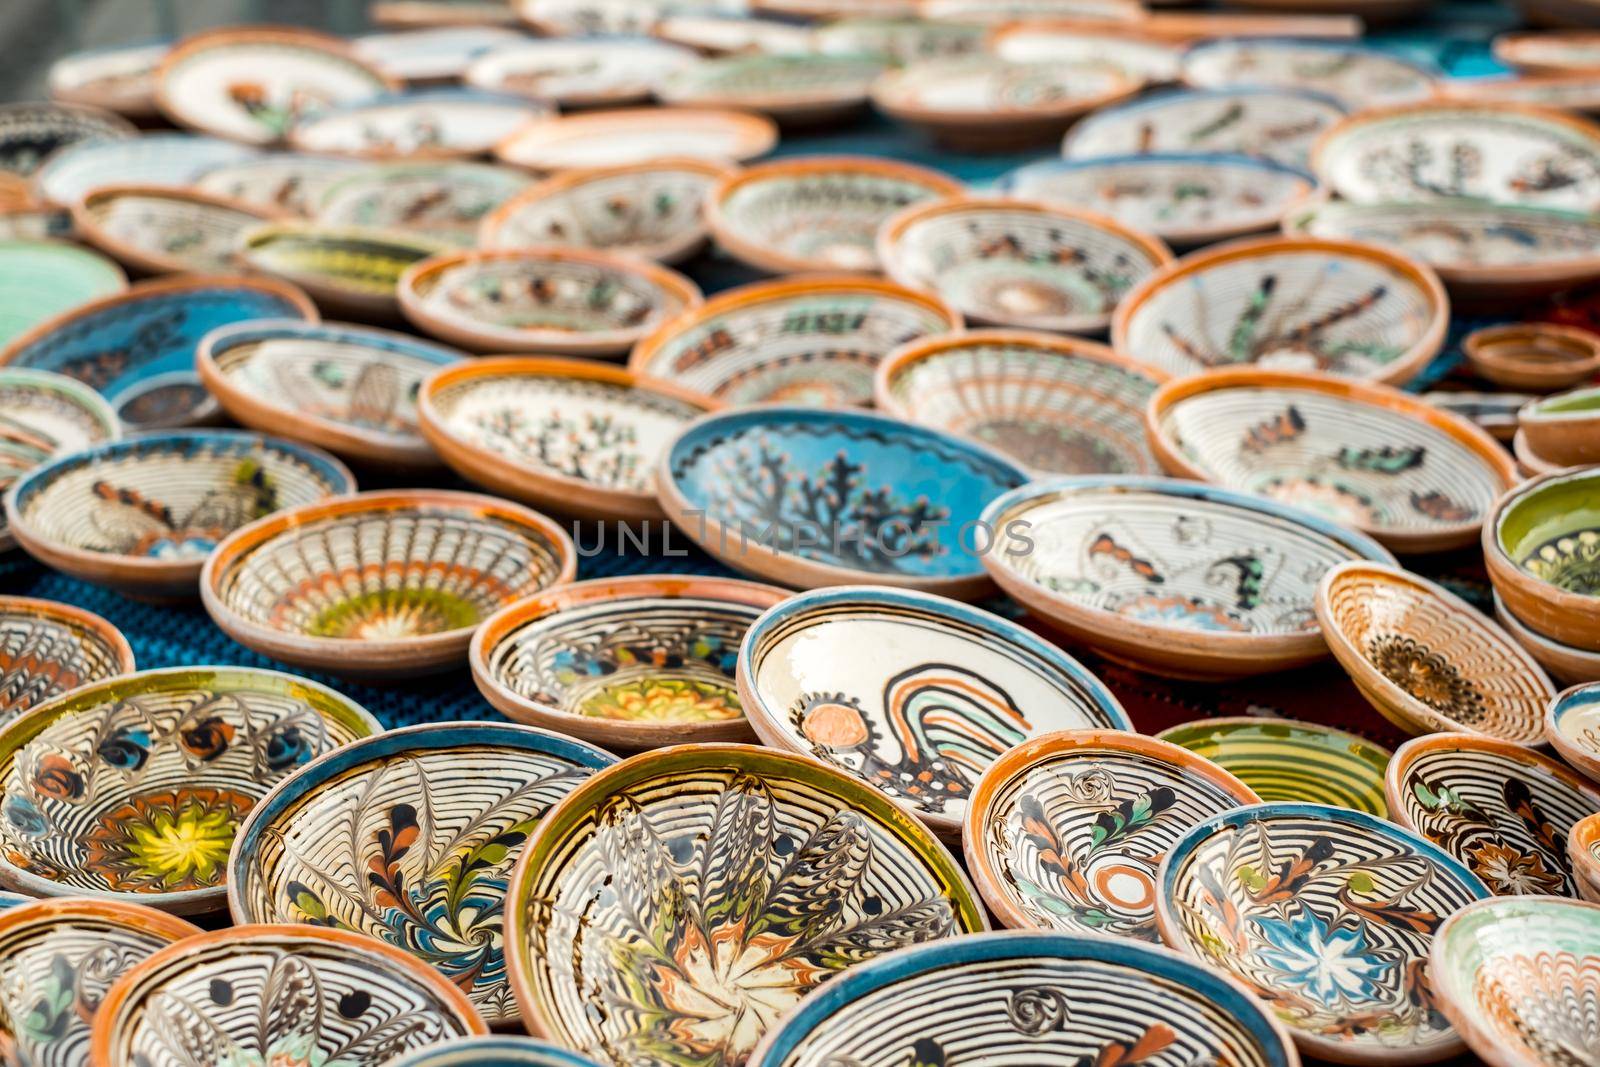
[{"x1": 390, "y1": 1037, "x2": 606, "y2": 1067}]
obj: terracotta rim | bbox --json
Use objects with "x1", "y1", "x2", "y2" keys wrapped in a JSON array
[
  {"x1": 70, "y1": 182, "x2": 290, "y2": 276},
  {"x1": 1494, "y1": 30, "x2": 1600, "y2": 75},
  {"x1": 1463, "y1": 322, "x2": 1600, "y2": 386},
  {"x1": 660, "y1": 53, "x2": 883, "y2": 113},
  {"x1": 1494, "y1": 590, "x2": 1600, "y2": 686},
  {"x1": 0, "y1": 593, "x2": 136, "y2": 679},
  {"x1": 0, "y1": 895, "x2": 200, "y2": 950},
  {"x1": 1572, "y1": 811, "x2": 1600, "y2": 890},
  {"x1": 1513, "y1": 427, "x2": 1572, "y2": 478},
  {"x1": 1545, "y1": 682, "x2": 1600, "y2": 781},
  {"x1": 1438, "y1": 71, "x2": 1600, "y2": 107},
  {"x1": 493, "y1": 107, "x2": 779, "y2": 170},
  {"x1": 374, "y1": 0, "x2": 520, "y2": 27},
  {"x1": 286, "y1": 92, "x2": 551, "y2": 162},
  {"x1": 1180, "y1": 36, "x2": 1440, "y2": 94},
  {"x1": 1483, "y1": 467, "x2": 1600, "y2": 651},
  {"x1": 871, "y1": 55, "x2": 1140, "y2": 128},
  {"x1": 988, "y1": 12, "x2": 1362, "y2": 44}
]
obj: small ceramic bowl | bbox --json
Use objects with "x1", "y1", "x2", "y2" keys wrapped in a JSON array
[
  {"x1": 1485, "y1": 467, "x2": 1600, "y2": 652},
  {"x1": 32, "y1": 132, "x2": 261, "y2": 210},
  {"x1": 71, "y1": 183, "x2": 284, "y2": 276},
  {"x1": 1158, "y1": 802, "x2": 1491, "y2": 1064},
  {"x1": 660, "y1": 53, "x2": 887, "y2": 125},
  {"x1": 391, "y1": 1038, "x2": 607, "y2": 1067},
  {"x1": 1517, "y1": 428, "x2": 1570, "y2": 480},
  {"x1": 197, "y1": 318, "x2": 463, "y2": 471},
  {"x1": 0, "y1": 241, "x2": 125, "y2": 349},
  {"x1": 659, "y1": 405, "x2": 1027, "y2": 596},
  {"x1": 1519, "y1": 386, "x2": 1600, "y2": 466},
  {"x1": 505, "y1": 743, "x2": 987, "y2": 1066},
  {"x1": 1112, "y1": 235, "x2": 1449, "y2": 386},
  {"x1": 738, "y1": 587, "x2": 1130, "y2": 834},
  {"x1": 195, "y1": 151, "x2": 361, "y2": 217},
  {"x1": 203, "y1": 489, "x2": 575, "y2": 679},
  {"x1": 980, "y1": 476, "x2": 1395, "y2": 680},
  {"x1": 314, "y1": 161, "x2": 531, "y2": 245},
  {"x1": 1181, "y1": 38, "x2": 1437, "y2": 110},
  {"x1": 240, "y1": 222, "x2": 452, "y2": 321},
  {"x1": 1463, "y1": 322, "x2": 1600, "y2": 392},
  {"x1": 630, "y1": 274, "x2": 960, "y2": 406},
  {"x1": 653, "y1": 12, "x2": 816, "y2": 55},
  {"x1": 991, "y1": 22, "x2": 1182, "y2": 81},
  {"x1": 418, "y1": 356, "x2": 713, "y2": 522},
  {"x1": 5, "y1": 431, "x2": 356, "y2": 601},
  {"x1": 1572, "y1": 811, "x2": 1600, "y2": 901},
  {"x1": 1387, "y1": 732, "x2": 1600, "y2": 898},
  {"x1": 707, "y1": 155, "x2": 962, "y2": 274},
  {"x1": 90, "y1": 924, "x2": 487, "y2": 1065},
  {"x1": 0, "y1": 101, "x2": 135, "y2": 177},
  {"x1": 352, "y1": 25, "x2": 534, "y2": 84},
  {"x1": 289, "y1": 88, "x2": 551, "y2": 161},
  {"x1": 1063, "y1": 86, "x2": 1347, "y2": 169},
  {"x1": 1425, "y1": 390, "x2": 1532, "y2": 442},
  {"x1": 0, "y1": 595, "x2": 133, "y2": 726},
  {"x1": 1316, "y1": 561, "x2": 1556, "y2": 746},
  {"x1": 814, "y1": 14, "x2": 987, "y2": 65},
  {"x1": 1496, "y1": 29, "x2": 1600, "y2": 75},
  {"x1": 47, "y1": 38, "x2": 171, "y2": 120},
  {"x1": 472, "y1": 575, "x2": 788, "y2": 749},
  {"x1": 493, "y1": 106, "x2": 778, "y2": 171},
  {"x1": 398, "y1": 246, "x2": 700, "y2": 357},
  {"x1": 229, "y1": 721, "x2": 615, "y2": 1025},
  {"x1": 0, "y1": 367, "x2": 121, "y2": 551},
  {"x1": 1496, "y1": 591, "x2": 1600, "y2": 686},
  {"x1": 0, "y1": 665, "x2": 379, "y2": 913},
  {"x1": 879, "y1": 196, "x2": 1173, "y2": 334},
  {"x1": 1547, "y1": 682, "x2": 1600, "y2": 782},
  {"x1": 1156, "y1": 716, "x2": 1393, "y2": 816},
  {"x1": 465, "y1": 37, "x2": 696, "y2": 107},
  {"x1": 1148, "y1": 368, "x2": 1519, "y2": 554}
]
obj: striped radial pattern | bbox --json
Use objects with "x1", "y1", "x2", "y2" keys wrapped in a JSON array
[
  {"x1": 1158, "y1": 719, "x2": 1391, "y2": 816},
  {"x1": 0, "y1": 608, "x2": 127, "y2": 723}
]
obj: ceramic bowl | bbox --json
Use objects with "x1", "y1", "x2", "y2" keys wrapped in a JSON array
[
  {"x1": 1514, "y1": 431, "x2": 1579, "y2": 486},
  {"x1": 472, "y1": 575, "x2": 788, "y2": 749},
  {"x1": 0, "y1": 367, "x2": 121, "y2": 551},
  {"x1": 1496, "y1": 29, "x2": 1600, "y2": 75},
  {"x1": 0, "y1": 898, "x2": 199, "y2": 1066},
  {"x1": 1156, "y1": 716, "x2": 1393, "y2": 816},
  {"x1": 630, "y1": 274, "x2": 960, "y2": 407},
  {"x1": 0, "y1": 595, "x2": 134, "y2": 726},
  {"x1": 1547, "y1": 682, "x2": 1600, "y2": 781},
  {"x1": 314, "y1": 161, "x2": 531, "y2": 245},
  {"x1": 1572, "y1": 811, "x2": 1600, "y2": 900},
  {"x1": 0, "y1": 665, "x2": 379, "y2": 913},
  {"x1": 1387, "y1": 732, "x2": 1600, "y2": 898},
  {"x1": 47, "y1": 39, "x2": 171, "y2": 120},
  {"x1": 71, "y1": 183, "x2": 284, "y2": 276},
  {"x1": 0, "y1": 206, "x2": 68, "y2": 243},
  {"x1": 289, "y1": 89, "x2": 551, "y2": 161},
  {"x1": 652, "y1": 12, "x2": 817, "y2": 55},
  {"x1": 1001, "y1": 153, "x2": 1318, "y2": 248},
  {"x1": 1158, "y1": 802, "x2": 1491, "y2": 1064},
  {"x1": 738, "y1": 587, "x2": 1130, "y2": 834},
  {"x1": 155, "y1": 27, "x2": 399, "y2": 146},
  {"x1": 0, "y1": 240, "x2": 125, "y2": 348},
  {"x1": 520, "y1": 0, "x2": 717, "y2": 35},
  {"x1": 0, "y1": 274, "x2": 318, "y2": 429},
  {"x1": 1180, "y1": 38, "x2": 1437, "y2": 110},
  {"x1": 32, "y1": 133, "x2": 261, "y2": 210},
  {"x1": 1311, "y1": 101, "x2": 1600, "y2": 213},
  {"x1": 659, "y1": 405, "x2": 1027, "y2": 596},
  {"x1": 963, "y1": 730, "x2": 1256, "y2": 937},
  {"x1": 418, "y1": 356, "x2": 713, "y2": 522},
  {"x1": 392, "y1": 1038, "x2": 607, "y2": 1067},
  {"x1": 464, "y1": 37, "x2": 698, "y2": 107},
  {"x1": 707, "y1": 156, "x2": 961, "y2": 275},
  {"x1": 398, "y1": 246, "x2": 700, "y2": 357},
  {"x1": 1316, "y1": 561, "x2": 1556, "y2": 746},
  {"x1": 660, "y1": 53, "x2": 887, "y2": 124},
  {"x1": 494, "y1": 106, "x2": 778, "y2": 171},
  {"x1": 1485, "y1": 467, "x2": 1600, "y2": 652},
  {"x1": 1497, "y1": 591, "x2": 1600, "y2": 686},
  {"x1": 353, "y1": 25, "x2": 534, "y2": 84},
  {"x1": 918, "y1": 0, "x2": 1146, "y2": 21},
  {"x1": 0, "y1": 101, "x2": 135, "y2": 177},
  {"x1": 1519, "y1": 386, "x2": 1600, "y2": 466},
  {"x1": 814, "y1": 15, "x2": 987, "y2": 65},
  {"x1": 879, "y1": 196, "x2": 1172, "y2": 334},
  {"x1": 1112, "y1": 236, "x2": 1449, "y2": 386},
  {"x1": 505, "y1": 743, "x2": 988, "y2": 1065},
  {"x1": 1463, "y1": 322, "x2": 1600, "y2": 393},
  {"x1": 90, "y1": 924, "x2": 487, "y2": 1065},
  {"x1": 240, "y1": 222, "x2": 451, "y2": 321},
  {"x1": 195, "y1": 151, "x2": 361, "y2": 217},
  {"x1": 991, "y1": 23, "x2": 1182, "y2": 81},
  {"x1": 197, "y1": 318, "x2": 463, "y2": 471},
  {"x1": 1062, "y1": 86, "x2": 1347, "y2": 169},
  {"x1": 980, "y1": 476, "x2": 1395, "y2": 679},
  {"x1": 1148, "y1": 368, "x2": 1519, "y2": 554},
  {"x1": 229, "y1": 721, "x2": 614, "y2": 1025},
  {"x1": 5, "y1": 431, "x2": 356, "y2": 601},
  {"x1": 374, "y1": 0, "x2": 522, "y2": 26},
  {"x1": 1441, "y1": 72, "x2": 1600, "y2": 115},
  {"x1": 1427, "y1": 392, "x2": 1533, "y2": 442},
  {"x1": 203, "y1": 489, "x2": 575, "y2": 678},
  {"x1": 873, "y1": 329, "x2": 1165, "y2": 475}
]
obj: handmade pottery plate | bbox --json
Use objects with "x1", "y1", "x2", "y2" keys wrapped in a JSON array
[
  {"x1": 391, "y1": 1038, "x2": 607, "y2": 1067},
  {"x1": 0, "y1": 101, "x2": 135, "y2": 177},
  {"x1": 494, "y1": 106, "x2": 777, "y2": 170},
  {"x1": 289, "y1": 89, "x2": 550, "y2": 161},
  {"x1": 880, "y1": 196, "x2": 1173, "y2": 334},
  {"x1": 991, "y1": 23, "x2": 1182, "y2": 81},
  {"x1": 194, "y1": 151, "x2": 361, "y2": 217},
  {"x1": 981, "y1": 476, "x2": 1394, "y2": 679},
  {"x1": 315, "y1": 161, "x2": 531, "y2": 245},
  {"x1": 814, "y1": 15, "x2": 987, "y2": 65},
  {"x1": 660, "y1": 405, "x2": 1027, "y2": 596},
  {"x1": 1180, "y1": 38, "x2": 1437, "y2": 109},
  {"x1": 32, "y1": 133, "x2": 261, "y2": 209},
  {"x1": 1387, "y1": 733, "x2": 1600, "y2": 898},
  {"x1": 630, "y1": 274, "x2": 960, "y2": 406},
  {"x1": 1441, "y1": 72, "x2": 1600, "y2": 114},
  {"x1": 1573, "y1": 811, "x2": 1600, "y2": 901},
  {"x1": 660, "y1": 53, "x2": 886, "y2": 124},
  {"x1": 71, "y1": 183, "x2": 284, "y2": 275},
  {"x1": 1112, "y1": 236, "x2": 1448, "y2": 385},
  {"x1": 0, "y1": 368, "x2": 121, "y2": 551},
  {"x1": 353, "y1": 25, "x2": 534, "y2": 83},
  {"x1": 1148, "y1": 368, "x2": 1519, "y2": 553},
  {"x1": 0, "y1": 666, "x2": 379, "y2": 913},
  {"x1": 464, "y1": 37, "x2": 698, "y2": 107},
  {"x1": 47, "y1": 38, "x2": 171, "y2": 120},
  {"x1": 918, "y1": 0, "x2": 1145, "y2": 20},
  {"x1": 739, "y1": 588, "x2": 1130, "y2": 833},
  {"x1": 1156, "y1": 716, "x2": 1393, "y2": 817},
  {"x1": 505, "y1": 743, "x2": 987, "y2": 1066},
  {"x1": 374, "y1": 0, "x2": 521, "y2": 27},
  {"x1": 5, "y1": 430, "x2": 355, "y2": 601},
  {"x1": 1158, "y1": 802, "x2": 1491, "y2": 1063},
  {"x1": 472, "y1": 575, "x2": 788, "y2": 748},
  {"x1": 1485, "y1": 467, "x2": 1600, "y2": 652},
  {"x1": 0, "y1": 595, "x2": 133, "y2": 726},
  {"x1": 240, "y1": 222, "x2": 451, "y2": 320},
  {"x1": 0, "y1": 241, "x2": 126, "y2": 349},
  {"x1": 1519, "y1": 385, "x2": 1600, "y2": 466},
  {"x1": 1496, "y1": 29, "x2": 1600, "y2": 75},
  {"x1": 653, "y1": 13, "x2": 816, "y2": 56},
  {"x1": 1062, "y1": 87, "x2": 1347, "y2": 169},
  {"x1": 1496, "y1": 591, "x2": 1600, "y2": 687},
  {"x1": 1548, "y1": 682, "x2": 1600, "y2": 782},
  {"x1": 1462, "y1": 322, "x2": 1600, "y2": 392},
  {"x1": 203, "y1": 489, "x2": 574, "y2": 678}
]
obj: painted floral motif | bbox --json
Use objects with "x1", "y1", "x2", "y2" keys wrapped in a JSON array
[
  {"x1": 433, "y1": 264, "x2": 658, "y2": 331},
  {"x1": 84, "y1": 787, "x2": 254, "y2": 893},
  {"x1": 1355, "y1": 136, "x2": 1600, "y2": 204},
  {"x1": 579, "y1": 678, "x2": 738, "y2": 723},
  {"x1": 1472, "y1": 948, "x2": 1600, "y2": 1067},
  {"x1": 270, "y1": 357, "x2": 422, "y2": 435},
  {"x1": 227, "y1": 82, "x2": 336, "y2": 138},
  {"x1": 1366, "y1": 635, "x2": 1486, "y2": 725},
  {"x1": 470, "y1": 407, "x2": 643, "y2": 489},
  {"x1": 1405, "y1": 776, "x2": 1573, "y2": 895},
  {"x1": 1519, "y1": 528, "x2": 1600, "y2": 595},
  {"x1": 89, "y1": 458, "x2": 279, "y2": 559}
]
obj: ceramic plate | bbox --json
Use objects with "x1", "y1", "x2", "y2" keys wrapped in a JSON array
[
  {"x1": 1465, "y1": 322, "x2": 1600, "y2": 395},
  {"x1": 654, "y1": 13, "x2": 816, "y2": 56},
  {"x1": 1486, "y1": 468, "x2": 1600, "y2": 653},
  {"x1": 315, "y1": 161, "x2": 530, "y2": 245},
  {"x1": 1548, "y1": 683, "x2": 1600, "y2": 782},
  {"x1": 1181, "y1": 38, "x2": 1436, "y2": 109},
  {"x1": 1158, "y1": 802, "x2": 1491, "y2": 1063},
  {"x1": 0, "y1": 666, "x2": 379, "y2": 912},
  {"x1": 1113, "y1": 236, "x2": 1448, "y2": 385},
  {"x1": 815, "y1": 15, "x2": 987, "y2": 65},
  {"x1": 47, "y1": 38, "x2": 171, "y2": 119},
  {"x1": 0, "y1": 241, "x2": 126, "y2": 351},
  {"x1": 0, "y1": 368, "x2": 121, "y2": 552},
  {"x1": 0, "y1": 101, "x2": 135, "y2": 177},
  {"x1": 1442, "y1": 72, "x2": 1600, "y2": 114},
  {"x1": 505, "y1": 743, "x2": 987, "y2": 1066},
  {"x1": 240, "y1": 222, "x2": 450, "y2": 319},
  {"x1": 289, "y1": 89, "x2": 550, "y2": 161},
  {"x1": 992, "y1": 23, "x2": 1182, "y2": 81},
  {"x1": 0, "y1": 595, "x2": 133, "y2": 726},
  {"x1": 495, "y1": 106, "x2": 777, "y2": 170},
  {"x1": 32, "y1": 133, "x2": 261, "y2": 209},
  {"x1": 660, "y1": 53, "x2": 886, "y2": 122},
  {"x1": 195, "y1": 152, "x2": 362, "y2": 217},
  {"x1": 1495, "y1": 30, "x2": 1600, "y2": 75},
  {"x1": 391, "y1": 1038, "x2": 607, "y2": 1067},
  {"x1": 1063, "y1": 87, "x2": 1347, "y2": 169},
  {"x1": 373, "y1": 0, "x2": 521, "y2": 27},
  {"x1": 72, "y1": 183, "x2": 283, "y2": 275},
  {"x1": 1520, "y1": 385, "x2": 1600, "y2": 467},
  {"x1": 739, "y1": 587, "x2": 1130, "y2": 833},
  {"x1": 1573, "y1": 812, "x2": 1600, "y2": 901},
  {"x1": 464, "y1": 38, "x2": 698, "y2": 107},
  {"x1": 353, "y1": 25, "x2": 533, "y2": 83},
  {"x1": 660, "y1": 405, "x2": 1027, "y2": 596}
]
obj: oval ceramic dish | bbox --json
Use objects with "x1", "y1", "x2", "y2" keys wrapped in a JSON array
[
  {"x1": 1496, "y1": 30, "x2": 1600, "y2": 75},
  {"x1": 288, "y1": 89, "x2": 550, "y2": 161},
  {"x1": 195, "y1": 151, "x2": 361, "y2": 217},
  {"x1": 391, "y1": 1039, "x2": 607, "y2": 1067},
  {"x1": 1496, "y1": 591, "x2": 1600, "y2": 687},
  {"x1": 240, "y1": 222, "x2": 451, "y2": 321},
  {"x1": 1442, "y1": 72, "x2": 1600, "y2": 114},
  {"x1": 653, "y1": 12, "x2": 816, "y2": 55},
  {"x1": 494, "y1": 106, "x2": 777, "y2": 171},
  {"x1": 1157, "y1": 802, "x2": 1491, "y2": 1064},
  {"x1": 1464, "y1": 322, "x2": 1600, "y2": 392},
  {"x1": 314, "y1": 161, "x2": 531, "y2": 245},
  {"x1": 991, "y1": 23, "x2": 1183, "y2": 81},
  {"x1": 71, "y1": 184, "x2": 284, "y2": 276},
  {"x1": 1519, "y1": 385, "x2": 1600, "y2": 466},
  {"x1": 32, "y1": 133, "x2": 261, "y2": 209},
  {"x1": 1147, "y1": 368, "x2": 1519, "y2": 554},
  {"x1": 352, "y1": 25, "x2": 533, "y2": 84},
  {"x1": 1572, "y1": 811, "x2": 1600, "y2": 901},
  {"x1": 0, "y1": 367, "x2": 121, "y2": 551},
  {"x1": 659, "y1": 405, "x2": 1027, "y2": 596},
  {"x1": 0, "y1": 595, "x2": 134, "y2": 726},
  {"x1": 1548, "y1": 682, "x2": 1600, "y2": 781},
  {"x1": 0, "y1": 240, "x2": 126, "y2": 348},
  {"x1": 505, "y1": 743, "x2": 987, "y2": 1066},
  {"x1": 463, "y1": 38, "x2": 697, "y2": 107},
  {"x1": 471, "y1": 575, "x2": 789, "y2": 749},
  {"x1": 963, "y1": 730, "x2": 1257, "y2": 938},
  {"x1": 814, "y1": 15, "x2": 987, "y2": 65},
  {"x1": 1180, "y1": 38, "x2": 1437, "y2": 109},
  {"x1": 0, "y1": 665, "x2": 379, "y2": 913},
  {"x1": 659, "y1": 53, "x2": 886, "y2": 125},
  {"x1": 48, "y1": 41, "x2": 168, "y2": 119},
  {"x1": 738, "y1": 587, "x2": 1130, "y2": 834},
  {"x1": 0, "y1": 101, "x2": 135, "y2": 177},
  {"x1": 1112, "y1": 236, "x2": 1448, "y2": 386},
  {"x1": 1485, "y1": 467, "x2": 1600, "y2": 652},
  {"x1": 202, "y1": 489, "x2": 575, "y2": 678},
  {"x1": 980, "y1": 476, "x2": 1395, "y2": 680}
]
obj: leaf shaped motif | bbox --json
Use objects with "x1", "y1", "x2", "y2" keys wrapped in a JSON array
[
  {"x1": 1088, "y1": 787, "x2": 1176, "y2": 856},
  {"x1": 143, "y1": 992, "x2": 235, "y2": 1067},
  {"x1": 798, "y1": 899, "x2": 955, "y2": 970},
  {"x1": 594, "y1": 794, "x2": 694, "y2": 958},
  {"x1": 751, "y1": 809, "x2": 872, "y2": 946},
  {"x1": 258, "y1": 953, "x2": 321, "y2": 1059},
  {"x1": 695, "y1": 773, "x2": 774, "y2": 933},
  {"x1": 367, "y1": 803, "x2": 421, "y2": 913}
]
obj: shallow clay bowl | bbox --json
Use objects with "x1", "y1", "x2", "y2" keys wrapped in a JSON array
[
  {"x1": 202, "y1": 489, "x2": 575, "y2": 679},
  {"x1": 31, "y1": 132, "x2": 260, "y2": 211},
  {"x1": 707, "y1": 155, "x2": 961, "y2": 275},
  {"x1": 659, "y1": 405, "x2": 1027, "y2": 596},
  {"x1": 659, "y1": 53, "x2": 886, "y2": 125},
  {"x1": 1572, "y1": 811, "x2": 1600, "y2": 901},
  {"x1": 463, "y1": 37, "x2": 697, "y2": 108},
  {"x1": 287, "y1": 88, "x2": 549, "y2": 161},
  {"x1": 240, "y1": 222, "x2": 450, "y2": 321},
  {"x1": 228, "y1": 721, "x2": 616, "y2": 1026},
  {"x1": 417, "y1": 356, "x2": 715, "y2": 522},
  {"x1": 70, "y1": 183, "x2": 285, "y2": 276},
  {"x1": 494, "y1": 106, "x2": 778, "y2": 171},
  {"x1": 1485, "y1": 467, "x2": 1600, "y2": 652},
  {"x1": 5, "y1": 430, "x2": 356, "y2": 601},
  {"x1": 0, "y1": 100, "x2": 135, "y2": 175},
  {"x1": 1496, "y1": 590, "x2": 1600, "y2": 686},
  {"x1": 1180, "y1": 38, "x2": 1437, "y2": 110},
  {"x1": 313, "y1": 161, "x2": 531, "y2": 245},
  {"x1": 0, "y1": 595, "x2": 134, "y2": 725},
  {"x1": 0, "y1": 240, "x2": 125, "y2": 349},
  {"x1": 0, "y1": 367, "x2": 121, "y2": 551},
  {"x1": 989, "y1": 21, "x2": 1183, "y2": 79},
  {"x1": 738, "y1": 587, "x2": 1130, "y2": 834},
  {"x1": 1496, "y1": 29, "x2": 1600, "y2": 75},
  {"x1": 195, "y1": 151, "x2": 360, "y2": 217},
  {"x1": 504, "y1": 743, "x2": 987, "y2": 1066},
  {"x1": 0, "y1": 665, "x2": 379, "y2": 913},
  {"x1": 980, "y1": 475, "x2": 1394, "y2": 680},
  {"x1": 472, "y1": 575, "x2": 789, "y2": 750},
  {"x1": 1462, "y1": 322, "x2": 1600, "y2": 392},
  {"x1": 392, "y1": 1038, "x2": 608, "y2": 1067},
  {"x1": 1519, "y1": 385, "x2": 1600, "y2": 466},
  {"x1": 963, "y1": 730, "x2": 1256, "y2": 937},
  {"x1": 1063, "y1": 86, "x2": 1347, "y2": 169},
  {"x1": 1547, "y1": 681, "x2": 1600, "y2": 781}
]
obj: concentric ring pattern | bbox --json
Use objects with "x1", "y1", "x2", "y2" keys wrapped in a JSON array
[{"x1": 1157, "y1": 718, "x2": 1392, "y2": 816}]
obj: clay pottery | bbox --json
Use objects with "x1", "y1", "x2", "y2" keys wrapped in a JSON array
[
  {"x1": 1063, "y1": 86, "x2": 1347, "y2": 169},
  {"x1": 1485, "y1": 467, "x2": 1600, "y2": 652},
  {"x1": 494, "y1": 106, "x2": 777, "y2": 171},
  {"x1": 0, "y1": 367, "x2": 121, "y2": 551},
  {"x1": 1519, "y1": 386, "x2": 1600, "y2": 466},
  {"x1": 71, "y1": 183, "x2": 285, "y2": 275},
  {"x1": 0, "y1": 595, "x2": 134, "y2": 726}
]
